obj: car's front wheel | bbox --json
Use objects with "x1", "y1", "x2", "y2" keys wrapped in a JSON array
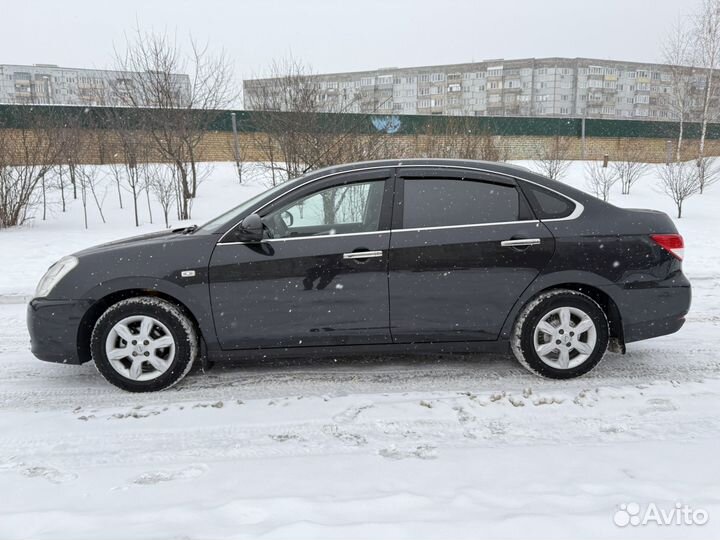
[
  {"x1": 91, "y1": 297, "x2": 198, "y2": 392},
  {"x1": 511, "y1": 289, "x2": 609, "y2": 379}
]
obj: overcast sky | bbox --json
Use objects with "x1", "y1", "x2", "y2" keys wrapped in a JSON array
[{"x1": 1, "y1": 0, "x2": 690, "y2": 80}]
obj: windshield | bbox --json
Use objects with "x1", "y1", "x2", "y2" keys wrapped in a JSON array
[{"x1": 195, "y1": 181, "x2": 292, "y2": 233}]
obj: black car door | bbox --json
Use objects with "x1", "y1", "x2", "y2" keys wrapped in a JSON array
[
  {"x1": 388, "y1": 167, "x2": 555, "y2": 343},
  {"x1": 208, "y1": 168, "x2": 394, "y2": 350}
]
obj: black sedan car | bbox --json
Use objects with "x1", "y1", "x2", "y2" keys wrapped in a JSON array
[{"x1": 28, "y1": 159, "x2": 691, "y2": 391}]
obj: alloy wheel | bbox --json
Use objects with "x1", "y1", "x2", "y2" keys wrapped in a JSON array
[
  {"x1": 533, "y1": 306, "x2": 597, "y2": 370},
  {"x1": 104, "y1": 315, "x2": 176, "y2": 381}
]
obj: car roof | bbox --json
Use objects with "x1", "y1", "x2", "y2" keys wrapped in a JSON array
[
  {"x1": 300, "y1": 158, "x2": 600, "y2": 211},
  {"x1": 304, "y1": 158, "x2": 533, "y2": 180}
]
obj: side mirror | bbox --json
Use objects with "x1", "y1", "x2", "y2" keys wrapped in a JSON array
[{"x1": 234, "y1": 213, "x2": 265, "y2": 242}]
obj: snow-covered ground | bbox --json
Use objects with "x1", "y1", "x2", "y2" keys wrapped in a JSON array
[{"x1": 1, "y1": 161, "x2": 719, "y2": 539}]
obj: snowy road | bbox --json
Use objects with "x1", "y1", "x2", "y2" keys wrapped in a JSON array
[{"x1": 1, "y1": 275, "x2": 719, "y2": 539}]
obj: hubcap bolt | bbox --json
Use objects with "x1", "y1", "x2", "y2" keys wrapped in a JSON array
[
  {"x1": 144, "y1": 351, "x2": 149, "y2": 357},
  {"x1": 570, "y1": 332, "x2": 574, "y2": 337},
  {"x1": 132, "y1": 340, "x2": 137, "y2": 345},
  {"x1": 555, "y1": 340, "x2": 561, "y2": 345},
  {"x1": 559, "y1": 329, "x2": 564, "y2": 335},
  {"x1": 566, "y1": 343, "x2": 571, "y2": 347},
  {"x1": 143, "y1": 340, "x2": 149, "y2": 345},
  {"x1": 132, "y1": 352, "x2": 137, "y2": 356}
]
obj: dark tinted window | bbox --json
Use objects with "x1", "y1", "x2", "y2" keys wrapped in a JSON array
[
  {"x1": 522, "y1": 183, "x2": 575, "y2": 219},
  {"x1": 402, "y1": 179, "x2": 519, "y2": 228}
]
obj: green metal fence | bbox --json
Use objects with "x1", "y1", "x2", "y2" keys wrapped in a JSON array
[{"x1": 0, "y1": 104, "x2": 717, "y2": 139}]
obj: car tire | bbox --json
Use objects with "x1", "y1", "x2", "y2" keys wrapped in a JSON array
[
  {"x1": 91, "y1": 296, "x2": 198, "y2": 392},
  {"x1": 511, "y1": 289, "x2": 609, "y2": 379}
]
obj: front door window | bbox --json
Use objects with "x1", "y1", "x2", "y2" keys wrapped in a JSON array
[{"x1": 264, "y1": 180, "x2": 385, "y2": 238}]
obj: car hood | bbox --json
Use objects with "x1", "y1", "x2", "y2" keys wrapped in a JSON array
[{"x1": 73, "y1": 228, "x2": 196, "y2": 257}]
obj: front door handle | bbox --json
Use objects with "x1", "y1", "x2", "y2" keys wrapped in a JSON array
[
  {"x1": 343, "y1": 250, "x2": 383, "y2": 260},
  {"x1": 500, "y1": 238, "x2": 541, "y2": 248}
]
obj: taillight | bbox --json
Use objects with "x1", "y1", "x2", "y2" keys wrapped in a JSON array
[{"x1": 651, "y1": 234, "x2": 684, "y2": 261}]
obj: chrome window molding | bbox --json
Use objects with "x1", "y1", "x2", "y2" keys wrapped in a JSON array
[
  {"x1": 217, "y1": 163, "x2": 585, "y2": 246},
  {"x1": 217, "y1": 220, "x2": 540, "y2": 246},
  {"x1": 218, "y1": 229, "x2": 391, "y2": 246},
  {"x1": 391, "y1": 219, "x2": 539, "y2": 234}
]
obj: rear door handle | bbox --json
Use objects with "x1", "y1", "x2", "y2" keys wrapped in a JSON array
[
  {"x1": 343, "y1": 250, "x2": 383, "y2": 260},
  {"x1": 500, "y1": 238, "x2": 541, "y2": 248}
]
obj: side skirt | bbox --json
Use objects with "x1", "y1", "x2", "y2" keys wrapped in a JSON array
[{"x1": 207, "y1": 340, "x2": 511, "y2": 362}]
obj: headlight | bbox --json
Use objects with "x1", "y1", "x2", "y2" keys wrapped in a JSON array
[{"x1": 35, "y1": 256, "x2": 79, "y2": 298}]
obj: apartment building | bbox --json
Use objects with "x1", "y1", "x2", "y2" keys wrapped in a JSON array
[
  {"x1": 244, "y1": 57, "x2": 712, "y2": 121},
  {"x1": 0, "y1": 64, "x2": 191, "y2": 107}
]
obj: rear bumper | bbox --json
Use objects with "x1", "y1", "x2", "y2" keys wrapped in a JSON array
[
  {"x1": 604, "y1": 277, "x2": 691, "y2": 344},
  {"x1": 27, "y1": 298, "x2": 90, "y2": 364}
]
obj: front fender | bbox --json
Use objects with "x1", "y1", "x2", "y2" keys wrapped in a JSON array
[{"x1": 80, "y1": 275, "x2": 218, "y2": 350}]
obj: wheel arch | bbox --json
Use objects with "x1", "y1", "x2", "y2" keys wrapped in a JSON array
[
  {"x1": 501, "y1": 281, "x2": 625, "y2": 352},
  {"x1": 77, "y1": 288, "x2": 206, "y2": 364}
]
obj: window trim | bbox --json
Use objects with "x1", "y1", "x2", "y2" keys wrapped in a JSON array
[{"x1": 217, "y1": 164, "x2": 584, "y2": 246}]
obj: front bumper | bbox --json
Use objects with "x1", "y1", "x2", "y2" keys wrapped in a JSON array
[{"x1": 27, "y1": 298, "x2": 91, "y2": 364}]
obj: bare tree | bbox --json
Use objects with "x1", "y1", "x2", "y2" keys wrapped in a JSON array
[
  {"x1": 611, "y1": 140, "x2": 650, "y2": 194},
  {"x1": 0, "y1": 108, "x2": 63, "y2": 228},
  {"x1": 663, "y1": 17, "x2": 697, "y2": 161},
  {"x1": 115, "y1": 27, "x2": 236, "y2": 219},
  {"x1": 533, "y1": 135, "x2": 573, "y2": 180},
  {"x1": 696, "y1": 156, "x2": 720, "y2": 192},
  {"x1": 124, "y1": 161, "x2": 143, "y2": 227},
  {"x1": 55, "y1": 117, "x2": 87, "y2": 201},
  {"x1": 148, "y1": 164, "x2": 176, "y2": 228},
  {"x1": 413, "y1": 116, "x2": 500, "y2": 161},
  {"x1": 76, "y1": 165, "x2": 107, "y2": 229},
  {"x1": 694, "y1": 0, "x2": 720, "y2": 189},
  {"x1": 101, "y1": 107, "x2": 151, "y2": 227},
  {"x1": 657, "y1": 161, "x2": 701, "y2": 218},
  {"x1": 108, "y1": 161, "x2": 125, "y2": 209},
  {"x1": 55, "y1": 165, "x2": 68, "y2": 213},
  {"x1": 247, "y1": 57, "x2": 390, "y2": 181},
  {"x1": 585, "y1": 161, "x2": 619, "y2": 202}
]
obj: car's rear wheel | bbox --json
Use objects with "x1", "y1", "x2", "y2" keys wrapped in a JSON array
[
  {"x1": 511, "y1": 289, "x2": 608, "y2": 379},
  {"x1": 91, "y1": 297, "x2": 198, "y2": 392}
]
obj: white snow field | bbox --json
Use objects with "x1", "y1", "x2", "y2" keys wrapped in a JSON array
[{"x1": 0, "y1": 161, "x2": 719, "y2": 539}]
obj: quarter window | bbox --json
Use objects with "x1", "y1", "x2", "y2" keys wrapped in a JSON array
[
  {"x1": 402, "y1": 179, "x2": 520, "y2": 229},
  {"x1": 521, "y1": 183, "x2": 575, "y2": 219}
]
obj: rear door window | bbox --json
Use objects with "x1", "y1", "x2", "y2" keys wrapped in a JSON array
[{"x1": 401, "y1": 178, "x2": 520, "y2": 229}]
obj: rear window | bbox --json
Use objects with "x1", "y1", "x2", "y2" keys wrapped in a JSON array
[
  {"x1": 521, "y1": 183, "x2": 575, "y2": 219},
  {"x1": 402, "y1": 178, "x2": 520, "y2": 228}
]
